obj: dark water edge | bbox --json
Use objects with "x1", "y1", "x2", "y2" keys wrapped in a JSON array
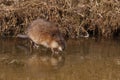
[{"x1": 0, "y1": 38, "x2": 120, "y2": 80}]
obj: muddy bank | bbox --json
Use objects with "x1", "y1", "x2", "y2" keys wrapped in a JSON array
[{"x1": 0, "y1": 0, "x2": 120, "y2": 39}]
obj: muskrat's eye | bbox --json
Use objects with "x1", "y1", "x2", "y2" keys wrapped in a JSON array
[{"x1": 51, "y1": 33, "x2": 56, "y2": 37}]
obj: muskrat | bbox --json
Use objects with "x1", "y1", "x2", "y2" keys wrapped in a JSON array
[{"x1": 25, "y1": 19, "x2": 66, "y2": 54}]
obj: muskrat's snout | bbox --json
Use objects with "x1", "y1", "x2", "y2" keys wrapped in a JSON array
[
  {"x1": 51, "y1": 40, "x2": 66, "y2": 54},
  {"x1": 58, "y1": 41, "x2": 66, "y2": 53},
  {"x1": 58, "y1": 46, "x2": 64, "y2": 52},
  {"x1": 60, "y1": 43, "x2": 66, "y2": 51}
]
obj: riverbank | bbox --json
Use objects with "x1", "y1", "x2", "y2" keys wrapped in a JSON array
[{"x1": 0, "y1": 0, "x2": 120, "y2": 39}]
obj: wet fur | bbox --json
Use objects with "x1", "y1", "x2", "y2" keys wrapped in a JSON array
[{"x1": 26, "y1": 19, "x2": 66, "y2": 53}]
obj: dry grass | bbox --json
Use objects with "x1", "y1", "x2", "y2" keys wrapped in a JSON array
[{"x1": 0, "y1": 0, "x2": 120, "y2": 39}]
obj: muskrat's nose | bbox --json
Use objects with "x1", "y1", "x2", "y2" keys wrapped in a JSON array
[
  {"x1": 58, "y1": 46, "x2": 63, "y2": 51},
  {"x1": 58, "y1": 45, "x2": 65, "y2": 52}
]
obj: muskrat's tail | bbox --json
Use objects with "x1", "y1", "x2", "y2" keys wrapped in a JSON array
[{"x1": 16, "y1": 34, "x2": 29, "y2": 38}]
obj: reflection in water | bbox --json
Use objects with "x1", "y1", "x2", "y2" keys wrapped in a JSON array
[
  {"x1": 27, "y1": 53, "x2": 65, "y2": 70},
  {"x1": 0, "y1": 38, "x2": 120, "y2": 80}
]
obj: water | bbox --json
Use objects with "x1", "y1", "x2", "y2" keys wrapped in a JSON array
[{"x1": 0, "y1": 38, "x2": 120, "y2": 80}]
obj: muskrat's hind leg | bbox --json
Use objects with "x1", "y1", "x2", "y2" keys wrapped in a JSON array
[
  {"x1": 29, "y1": 40, "x2": 34, "y2": 54},
  {"x1": 29, "y1": 40, "x2": 40, "y2": 54}
]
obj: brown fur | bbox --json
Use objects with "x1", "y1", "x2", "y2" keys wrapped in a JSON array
[{"x1": 26, "y1": 19, "x2": 66, "y2": 54}]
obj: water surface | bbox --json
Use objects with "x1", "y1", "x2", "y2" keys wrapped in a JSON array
[{"x1": 0, "y1": 38, "x2": 120, "y2": 80}]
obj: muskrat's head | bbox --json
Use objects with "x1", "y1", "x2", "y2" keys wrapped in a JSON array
[
  {"x1": 50, "y1": 33, "x2": 66, "y2": 54},
  {"x1": 58, "y1": 39, "x2": 66, "y2": 51}
]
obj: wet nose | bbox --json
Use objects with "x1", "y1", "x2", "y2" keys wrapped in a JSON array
[
  {"x1": 59, "y1": 45, "x2": 65, "y2": 52},
  {"x1": 58, "y1": 47, "x2": 63, "y2": 51}
]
